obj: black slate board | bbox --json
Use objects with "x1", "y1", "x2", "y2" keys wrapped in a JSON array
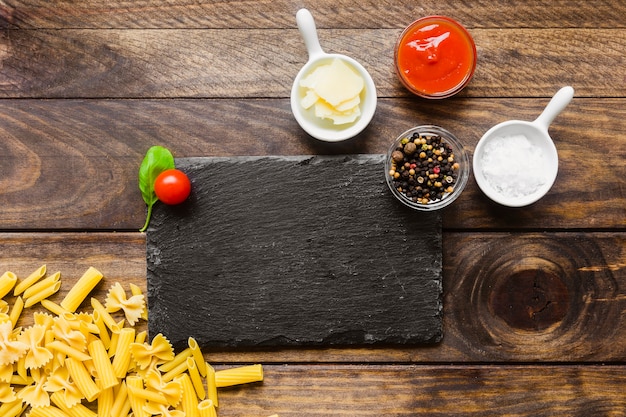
[{"x1": 146, "y1": 155, "x2": 442, "y2": 349}]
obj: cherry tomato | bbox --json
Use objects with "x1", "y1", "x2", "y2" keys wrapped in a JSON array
[{"x1": 154, "y1": 169, "x2": 191, "y2": 205}]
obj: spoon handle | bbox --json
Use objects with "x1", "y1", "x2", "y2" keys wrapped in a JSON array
[
  {"x1": 534, "y1": 86, "x2": 574, "y2": 130},
  {"x1": 296, "y1": 9, "x2": 325, "y2": 60}
]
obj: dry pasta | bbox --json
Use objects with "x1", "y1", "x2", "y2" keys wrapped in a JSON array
[
  {"x1": 2, "y1": 268, "x2": 271, "y2": 416},
  {"x1": 0, "y1": 271, "x2": 18, "y2": 299},
  {"x1": 111, "y1": 327, "x2": 135, "y2": 378},
  {"x1": 87, "y1": 339, "x2": 118, "y2": 390},
  {"x1": 12, "y1": 265, "x2": 46, "y2": 297},
  {"x1": 24, "y1": 280, "x2": 61, "y2": 308},
  {"x1": 23, "y1": 272, "x2": 60, "y2": 300},
  {"x1": 60, "y1": 267, "x2": 103, "y2": 312},
  {"x1": 176, "y1": 373, "x2": 200, "y2": 417},
  {"x1": 215, "y1": 363, "x2": 264, "y2": 387}
]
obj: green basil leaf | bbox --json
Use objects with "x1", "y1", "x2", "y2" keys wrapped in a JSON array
[{"x1": 139, "y1": 146, "x2": 175, "y2": 231}]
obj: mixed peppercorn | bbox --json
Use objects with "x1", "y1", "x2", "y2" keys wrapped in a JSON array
[{"x1": 388, "y1": 131, "x2": 460, "y2": 204}]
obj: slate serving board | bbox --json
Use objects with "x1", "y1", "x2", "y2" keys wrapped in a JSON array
[{"x1": 146, "y1": 155, "x2": 443, "y2": 349}]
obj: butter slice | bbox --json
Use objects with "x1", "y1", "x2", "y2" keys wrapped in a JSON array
[{"x1": 299, "y1": 58, "x2": 365, "y2": 125}]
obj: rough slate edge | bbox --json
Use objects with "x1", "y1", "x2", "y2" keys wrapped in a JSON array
[{"x1": 146, "y1": 155, "x2": 443, "y2": 350}]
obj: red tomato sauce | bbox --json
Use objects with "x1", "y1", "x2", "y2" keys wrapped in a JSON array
[{"x1": 395, "y1": 16, "x2": 476, "y2": 98}]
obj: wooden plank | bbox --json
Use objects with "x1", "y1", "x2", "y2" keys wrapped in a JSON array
[
  {"x1": 146, "y1": 156, "x2": 442, "y2": 349},
  {"x1": 215, "y1": 364, "x2": 626, "y2": 416},
  {"x1": 0, "y1": 98, "x2": 623, "y2": 230},
  {"x1": 0, "y1": 28, "x2": 624, "y2": 98},
  {"x1": 2, "y1": 0, "x2": 625, "y2": 29},
  {"x1": 2, "y1": 231, "x2": 624, "y2": 363}
]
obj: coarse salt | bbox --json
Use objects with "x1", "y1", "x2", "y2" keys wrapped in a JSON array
[{"x1": 480, "y1": 134, "x2": 549, "y2": 198}]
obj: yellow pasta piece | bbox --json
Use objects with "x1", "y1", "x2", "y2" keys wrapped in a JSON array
[
  {"x1": 23, "y1": 272, "x2": 60, "y2": 300},
  {"x1": 52, "y1": 315, "x2": 87, "y2": 353},
  {"x1": 60, "y1": 267, "x2": 103, "y2": 312},
  {"x1": 51, "y1": 391, "x2": 97, "y2": 417},
  {"x1": 129, "y1": 283, "x2": 148, "y2": 320},
  {"x1": 215, "y1": 364, "x2": 264, "y2": 387},
  {"x1": 197, "y1": 399, "x2": 218, "y2": 417},
  {"x1": 176, "y1": 373, "x2": 200, "y2": 417},
  {"x1": 206, "y1": 363, "x2": 218, "y2": 408},
  {"x1": 127, "y1": 383, "x2": 169, "y2": 404},
  {"x1": 13, "y1": 265, "x2": 46, "y2": 296},
  {"x1": 91, "y1": 310, "x2": 111, "y2": 350},
  {"x1": 19, "y1": 324, "x2": 53, "y2": 369},
  {"x1": 188, "y1": 337, "x2": 207, "y2": 377},
  {"x1": 145, "y1": 368, "x2": 182, "y2": 407},
  {"x1": 27, "y1": 405, "x2": 72, "y2": 417},
  {"x1": 65, "y1": 357, "x2": 100, "y2": 402},
  {"x1": 90, "y1": 298, "x2": 116, "y2": 330},
  {"x1": 47, "y1": 340, "x2": 91, "y2": 362},
  {"x1": 0, "y1": 320, "x2": 29, "y2": 367},
  {"x1": 135, "y1": 330, "x2": 147, "y2": 344},
  {"x1": 24, "y1": 280, "x2": 61, "y2": 308},
  {"x1": 111, "y1": 327, "x2": 135, "y2": 378},
  {"x1": 0, "y1": 271, "x2": 18, "y2": 299},
  {"x1": 162, "y1": 357, "x2": 188, "y2": 382},
  {"x1": 0, "y1": 299, "x2": 8, "y2": 314},
  {"x1": 130, "y1": 333, "x2": 174, "y2": 370},
  {"x1": 104, "y1": 282, "x2": 145, "y2": 326},
  {"x1": 8, "y1": 297, "x2": 23, "y2": 329},
  {"x1": 44, "y1": 366, "x2": 83, "y2": 408},
  {"x1": 187, "y1": 356, "x2": 206, "y2": 400},
  {"x1": 88, "y1": 339, "x2": 118, "y2": 390},
  {"x1": 10, "y1": 373, "x2": 33, "y2": 385},
  {"x1": 111, "y1": 381, "x2": 132, "y2": 417},
  {"x1": 0, "y1": 379, "x2": 17, "y2": 402},
  {"x1": 97, "y1": 386, "x2": 114, "y2": 417},
  {"x1": 159, "y1": 346, "x2": 192, "y2": 373},
  {"x1": 126, "y1": 376, "x2": 149, "y2": 417},
  {"x1": 17, "y1": 368, "x2": 50, "y2": 407},
  {"x1": 41, "y1": 299, "x2": 68, "y2": 316},
  {"x1": 0, "y1": 398, "x2": 27, "y2": 417}
]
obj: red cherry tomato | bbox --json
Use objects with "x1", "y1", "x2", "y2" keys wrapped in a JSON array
[{"x1": 154, "y1": 169, "x2": 191, "y2": 205}]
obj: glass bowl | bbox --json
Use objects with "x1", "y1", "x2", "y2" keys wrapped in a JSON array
[
  {"x1": 394, "y1": 16, "x2": 477, "y2": 99},
  {"x1": 385, "y1": 125, "x2": 469, "y2": 211}
]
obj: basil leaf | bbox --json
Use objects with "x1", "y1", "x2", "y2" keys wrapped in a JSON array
[{"x1": 139, "y1": 146, "x2": 175, "y2": 232}]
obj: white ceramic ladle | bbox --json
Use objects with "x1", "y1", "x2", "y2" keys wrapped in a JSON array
[
  {"x1": 473, "y1": 86, "x2": 574, "y2": 207},
  {"x1": 290, "y1": 8, "x2": 377, "y2": 142}
]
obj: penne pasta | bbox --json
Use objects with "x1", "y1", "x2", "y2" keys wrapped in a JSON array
[
  {"x1": 97, "y1": 387, "x2": 114, "y2": 417},
  {"x1": 24, "y1": 281, "x2": 61, "y2": 308},
  {"x1": 134, "y1": 330, "x2": 147, "y2": 344},
  {"x1": 41, "y1": 299, "x2": 68, "y2": 316},
  {"x1": 90, "y1": 298, "x2": 116, "y2": 330},
  {"x1": 9, "y1": 296, "x2": 24, "y2": 328},
  {"x1": 0, "y1": 398, "x2": 28, "y2": 417},
  {"x1": 177, "y1": 373, "x2": 200, "y2": 417},
  {"x1": 110, "y1": 380, "x2": 131, "y2": 417},
  {"x1": 206, "y1": 363, "x2": 218, "y2": 408},
  {"x1": 27, "y1": 405, "x2": 72, "y2": 417},
  {"x1": 65, "y1": 357, "x2": 100, "y2": 402},
  {"x1": 87, "y1": 339, "x2": 118, "y2": 390},
  {"x1": 0, "y1": 271, "x2": 18, "y2": 299},
  {"x1": 126, "y1": 376, "x2": 148, "y2": 417},
  {"x1": 197, "y1": 399, "x2": 218, "y2": 417},
  {"x1": 91, "y1": 310, "x2": 111, "y2": 350},
  {"x1": 215, "y1": 364, "x2": 264, "y2": 387},
  {"x1": 13, "y1": 265, "x2": 46, "y2": 296},
  {"x1": 47, "y1": 340, "x2": 91, "y2": 362},
  {"x1": 60, "y1": 267, "x2": 103, "y2": 312},
  {"x1": 159, "y1": 347, "x2": 192, "y2": 373},
  {"x1": 23, "y1": 272, "x2": 60, "y2": 300},
  {"x1": 51, "y1": 391, "x2": 97, "y2": 417},
  {"x1": 127, "y1": 383, "x2": 169, "y2": 404},
  {"x1": 189, "y1": 337, "x2": 207, "y2": 377},
  {"x1": 162, "y1": 357, "x2": 188, "y2": 382},
  {"x1": 111, "y1": 327, "x2": 135, "y2": 378},
  {"x1": 187, "y1": 356, "x2": 206, "y2": 400}
]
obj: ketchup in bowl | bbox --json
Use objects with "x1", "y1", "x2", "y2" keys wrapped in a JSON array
[{"x1": 395, "y1": 16, "x2": 477, "y2": 99}]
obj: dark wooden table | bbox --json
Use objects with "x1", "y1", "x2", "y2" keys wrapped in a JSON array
[{"x1": 1, "y1": 1, "x2": 625, "y2": 415}]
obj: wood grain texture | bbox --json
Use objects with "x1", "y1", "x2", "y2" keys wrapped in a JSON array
[
  {"x1": 0, "y1": 98, "x2": 623, "y2": 230},
  {"x1": 3, "y1": 232, "x2": 623, "y2": 363},
  {"x1": 216, "y1": 364, "x2": 626, "y2": 416},
  {"x1": 1, "y1": 0, "x2": 625, "y2": 29},
  {"x1": 147, "y1": 156, "x2": 442, "y2": 349},
  {"x1": 0, "y1": 28, "x2": 624, "y2": 98}
]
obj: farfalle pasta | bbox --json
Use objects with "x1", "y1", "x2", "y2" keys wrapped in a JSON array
[{"x1": 0, "y1": 266, "x2": 273, "y2": 416}]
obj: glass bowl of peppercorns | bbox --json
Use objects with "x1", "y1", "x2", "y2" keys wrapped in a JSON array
[{"x1": 385, "y1": 125, "x2": 469, "y2": 211}]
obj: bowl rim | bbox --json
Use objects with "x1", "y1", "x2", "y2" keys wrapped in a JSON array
[
  {"x1": 394, "y1": 15, "x2": 477, "y2": 99},
  {"x1": 385, "y1": 125, "x2": 470, "y2": 211}
]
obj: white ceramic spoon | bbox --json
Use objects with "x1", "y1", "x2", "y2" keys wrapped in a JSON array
[
  {"x1": 290, "y1": 8, "x2": 377, "y2": 142},
  {"x1": 473, "y1": 86, "x2": 575, "y2": 207}
]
